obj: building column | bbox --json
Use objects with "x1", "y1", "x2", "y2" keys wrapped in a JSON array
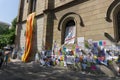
[{"x1": 43, "y1": 0, "x2": 55, "y2": 50}]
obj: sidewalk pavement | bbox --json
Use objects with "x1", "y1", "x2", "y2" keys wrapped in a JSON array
[
  {"x1": 9, "y1": 58, "x2": 21, "y2": 63},
  {"x1": 0, "y1": 60, "x2": 119, "y2": 80}
]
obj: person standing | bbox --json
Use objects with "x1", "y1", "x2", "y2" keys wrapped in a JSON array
[{"x1": 4, "y1": 49, "x2": 11, "y2": 66}]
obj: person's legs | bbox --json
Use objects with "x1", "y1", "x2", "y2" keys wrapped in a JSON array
[{"x1": 4, "y1": 56, "x2": 8, "y2": 66}]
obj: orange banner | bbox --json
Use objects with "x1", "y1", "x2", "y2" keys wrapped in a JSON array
[{"x1": 22, "y1": 12, "x2": 35, "y2": 62}]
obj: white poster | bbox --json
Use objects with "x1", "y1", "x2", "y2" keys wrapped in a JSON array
[
  {"x1": 66, "y1": 56, "x2": 75, "y2": 64},
  {"x1": 77, "y1": 37, "x2": 84, "y2": 49},
  {"x1": 64, "y1": 26, "x2": 76, "y2": 44}
]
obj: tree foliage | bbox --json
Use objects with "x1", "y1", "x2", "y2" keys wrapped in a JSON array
[
  {"x1": 0, "y1": 18, "x2": 17, "y2": 48},
  {"x1": 0, "y1": 24, "x2": 9, "y2": 34}
]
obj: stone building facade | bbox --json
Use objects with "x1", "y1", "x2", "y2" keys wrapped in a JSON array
[{"x1": 16, "y1": 0, "x2": 120, "y2": 53}]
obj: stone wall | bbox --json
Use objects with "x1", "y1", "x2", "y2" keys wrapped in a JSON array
[
  {"x1": 53, "y1": 0, "x2": 114, "y2": 45},
  {"x1": 22, "y1": 0, "x2": 29, "y2": 21},
  {"x1": 54, "y1": 0, "x2": 73, "y2": 8},
  {"x1": 17, "y1": 0, "x2": 115, "y2": 51},
  {"x1": 19, "y1": 23, "x2": 26, "y2": 48},
  {"x1": 36, "y1": 16, "x2": 44, "y2": 51},
  {"x1": 36, "y1": 0, "x2": 45, "y2": 15}
]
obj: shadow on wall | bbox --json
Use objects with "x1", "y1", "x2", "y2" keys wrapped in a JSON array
[{"x1": 45, "y1": 0, "x2": 55, "y2": 50}]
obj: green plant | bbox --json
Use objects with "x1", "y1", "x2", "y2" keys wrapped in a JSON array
[{"x1": 0, "y1": 17, "x2": 17, "y2": 48}]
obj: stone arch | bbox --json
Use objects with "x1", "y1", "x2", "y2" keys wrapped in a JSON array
[{"x1": 58, "y1": 12, "x2": 84, "y2": 31}]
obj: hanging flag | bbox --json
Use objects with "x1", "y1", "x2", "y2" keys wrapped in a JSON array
[{"x1": 22, "y1": 12, "x2": 35, "y2": 62}]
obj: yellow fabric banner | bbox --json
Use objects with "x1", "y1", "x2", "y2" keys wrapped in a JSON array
[{"x1": 22, "y1": 12, "x2": 35, "y2": 62}]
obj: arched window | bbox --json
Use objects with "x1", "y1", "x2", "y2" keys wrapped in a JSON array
[
  {"x1": 62, "y1": 20, "x2": 76, "y2": 44},
  {"x1": 66, "y1": 20, "x2": 75, "y2": 27},
  {"x1": 59, "y1": 12, "x2": 83, "y2": 45}
]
